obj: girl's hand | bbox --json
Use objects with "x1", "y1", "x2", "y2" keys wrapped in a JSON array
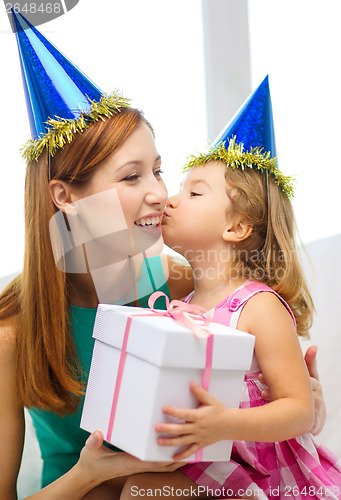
[
  {"x1": 78, "y1": 430, "x2": 184, "y2": 485},
  {"x1": 155, "y1": 382, "x2": 228, "y2": 461},
  {"x1": 259, "y1": 345, "x2": 326, "y2": 436}
]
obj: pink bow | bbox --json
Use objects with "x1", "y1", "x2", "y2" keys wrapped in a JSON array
[{"x1": 148, "y1": 291, "x2": 212, "y2": 339}]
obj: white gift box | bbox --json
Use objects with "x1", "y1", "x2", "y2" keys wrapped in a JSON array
[{"x1": 80, "y1": 303, "x2": 255, "y2": 461}]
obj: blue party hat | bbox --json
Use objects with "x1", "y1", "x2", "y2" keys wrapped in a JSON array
[
  {"x1": 10, "y1": 9, "x2": 130, "y2": 161},
  {"x1": 184, "y1": 76, "x2": 295, "y2": 198},
  {"x1": 214, "y1": 75, "x2": 277, "y2": 158}
]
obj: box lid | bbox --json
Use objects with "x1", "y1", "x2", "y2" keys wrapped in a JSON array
[{"x1": 93, "y1": 304, "x2": 255, "y2": 370}]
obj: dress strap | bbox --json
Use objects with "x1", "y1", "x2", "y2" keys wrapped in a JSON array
[
  {"x1": 212, "y1": 280, "x2": 296, "y2": 329},
  {"x1": 182, "y1": 291, "x2": 194, "y2": 304}
]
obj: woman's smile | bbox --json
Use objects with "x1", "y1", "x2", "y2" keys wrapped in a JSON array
[{"x1": 134, "y1": 212, "x2": 163, "y2": 234}]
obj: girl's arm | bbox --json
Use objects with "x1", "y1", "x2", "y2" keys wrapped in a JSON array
[
  {"x1": 0, "y1": 321, "x2": 182, "y2": 500},
  {"x1": 155, "y1": 292, "x2": 314, "y2": 460},
  {"x1": 163, "y1": 254, "x2": 194, "y2": 300}
]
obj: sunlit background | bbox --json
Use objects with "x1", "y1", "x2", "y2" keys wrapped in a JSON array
[{"x1": 1, "y1": 0, "x2": 340, "y2": 278}]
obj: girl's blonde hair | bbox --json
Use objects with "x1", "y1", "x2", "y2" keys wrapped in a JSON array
[
  {"x1": 223, "y1": 166, "x2": 314, "y2": 337},
  {"x1": 0, "y1": 107, "x2": 152, "y2": 415}
]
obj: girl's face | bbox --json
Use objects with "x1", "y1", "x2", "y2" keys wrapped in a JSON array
[
  {"x1": 69, "y1": 122, "x2": 168, "y2": 234},
  {"x1": 162, "y1": 161, "x2": 234, "y2": 255}
]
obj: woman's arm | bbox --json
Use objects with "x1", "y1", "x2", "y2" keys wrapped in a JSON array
[
  {"x1": 155, "y1": 292, "x2": 314, "y2": 460},
  {"x1": 24, "y1": 433, "x2": 182, "y2": 500},
  {"x1": 0, "y1": 321, "x2": 182, "y2": 500},
  {"x1": 0, "y1": 319, "x2": 26, "y2": 500},
  {"x1": 303, "y1": 345, "x2": 327, "y2": 435},
  {"x1": 0, "y1": 318, "x2": 111, "y2": 499},
  {"x1": 163, "y1": 254, "x2": 193, "y2": 300}
]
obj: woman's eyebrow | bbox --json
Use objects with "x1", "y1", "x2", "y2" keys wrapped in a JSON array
[
  {"x1": 118, "y1": 155, "x2": 161, "y2": 171},
  {"x1": 117, "y1": 161, "x2": 142, "y2": 171}
]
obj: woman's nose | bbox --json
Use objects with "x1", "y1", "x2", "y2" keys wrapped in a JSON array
[{"x1": 145, "y1": 176, "x2": 168, "y2": 206}]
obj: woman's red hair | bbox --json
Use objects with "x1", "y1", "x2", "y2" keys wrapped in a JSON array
[{"x1": 0, "y1": 107, "x2": 152, "y2": 414}]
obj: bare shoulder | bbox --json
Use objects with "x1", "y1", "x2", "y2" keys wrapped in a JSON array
[
  {"x1": 0, "y1": 317, "x2": 17, "y2": 356},
  {"x1": 164, "y1": 254, "x2": 194, "y2": 300},
  {"x1": 0, "y1": 316, "x2": 20, "y2": 397},
  {"x1": 0, "y1": 317, "x2": 25, "y2": 496},
  {"x1": 239, "y1": 291, "x2": 295, "y2": 335}
]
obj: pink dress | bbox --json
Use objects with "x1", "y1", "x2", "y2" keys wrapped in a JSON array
[{"x1": 180, "y1": 281, "x2": 341, "y2": 499}]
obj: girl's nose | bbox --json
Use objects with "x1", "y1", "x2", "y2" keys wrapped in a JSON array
[{"x1": 166, "y1": 193, "x2": 180, "y2": 208}]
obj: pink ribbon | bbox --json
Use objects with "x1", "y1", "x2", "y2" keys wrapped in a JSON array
[{"x1": 106, "y1": 292, "x2": 214, "y2": 462}]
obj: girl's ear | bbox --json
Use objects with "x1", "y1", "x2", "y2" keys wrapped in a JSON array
[
  {"x1": 222, "y1": 219, "x2": 253, "y2": 243},
  {"x1": 49, "y1": 180, "x2": 78, "y2": 214}
]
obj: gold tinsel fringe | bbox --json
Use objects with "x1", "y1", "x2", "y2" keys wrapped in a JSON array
[
  {"x1": 22, "y1": 91, "x2": 131, "y2": 162},
  {"x1": 183, "y1": 137, "x2": 295, "y2": 199}
]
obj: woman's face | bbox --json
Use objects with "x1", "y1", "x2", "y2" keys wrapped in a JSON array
[{"x1": 69, "y1": 122, "x2": 168, "y2": 234}]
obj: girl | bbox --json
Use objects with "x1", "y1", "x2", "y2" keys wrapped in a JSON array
[{"x1": 119, "y1": 139, "x2": 341, "y2": 499}]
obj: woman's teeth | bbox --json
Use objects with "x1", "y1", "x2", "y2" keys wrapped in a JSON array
[{"x1": 135, "y1": 216, "x2": 161, "y2": 227}]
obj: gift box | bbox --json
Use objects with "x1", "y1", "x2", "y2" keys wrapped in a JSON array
[{"x1": 80, "y1": 300, "x2": 255, "y2": 461}]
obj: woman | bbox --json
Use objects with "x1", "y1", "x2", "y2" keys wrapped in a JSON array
[
  {"x1": 0, "y1": 104, "x2": 195, "y2": 499},
  {"x1": 1, "y1": 13, "x2": 195, "y2": 498}
]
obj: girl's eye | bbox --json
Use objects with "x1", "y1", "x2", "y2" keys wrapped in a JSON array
[
  {"x1": 154, "y1": 169, "x2": 164, "y2": 177},
  {"x1": 190, "y1": 191, "x2": 202, "y2": 197},
  {"x1": 123, "y1": 174, "x2": 140, "y2": 182}
]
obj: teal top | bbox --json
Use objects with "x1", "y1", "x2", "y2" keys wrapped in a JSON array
[{"x1": 29, "y1": 256, "x2": 170, "y2": 488}]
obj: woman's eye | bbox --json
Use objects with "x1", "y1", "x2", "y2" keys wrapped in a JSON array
[
  {"x1": 123, "y1": 174, "x2": 140, "y2": 182},
  {"x1": 190, "y1": 191, "x2": 202, "y2": 197},
  {"x1": 154, "y1": 169, "x2": 164, "y2": 177}
]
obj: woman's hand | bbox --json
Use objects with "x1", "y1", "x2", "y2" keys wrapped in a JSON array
[
  {"x1": 78, "y1": 430, "x2": 184, "y2": 485},
  {"x1": 304, "y1": 345, "x2": 327, "y2": 435},
  {"x1": 155, "y1": 382, "x2": 227, "y2": 461},
  {"x1": 260, "y1": 344, "x2": 326, "y2": 435}
]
